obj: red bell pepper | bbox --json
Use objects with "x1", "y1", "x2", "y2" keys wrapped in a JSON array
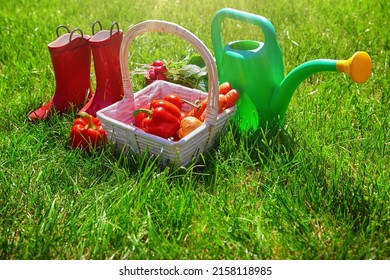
[
  {"x1": 133, "y1": 99, "x2": 181, "y2": 139},
  {"x1": 69, "y1": 112, "x2": 107, "y2": 152},
  {"x1": 162, "y1": 93, "x2": 201, "y2": 112},
  {"x1": 134, "y1": 105, "x2": 150, "y2": 128},
  {"x1": 163, "y1": 94, "x2": 183, "y2": 110}
]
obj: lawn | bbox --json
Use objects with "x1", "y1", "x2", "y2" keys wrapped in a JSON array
[{"x1": 0, "y1": 0, "x2": 388, "y2": 259}]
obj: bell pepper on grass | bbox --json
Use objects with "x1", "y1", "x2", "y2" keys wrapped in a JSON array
[
  {"x1": 70, "y1": 112, "x2": 107, "y2": 152},
  {"x1": 133, "y1": 99, "x2": 182, "y2": 139}
]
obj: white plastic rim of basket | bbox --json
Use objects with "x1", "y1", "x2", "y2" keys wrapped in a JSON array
[{"x1": 120, "y1": 20, "x2": 220, "y2": 126}]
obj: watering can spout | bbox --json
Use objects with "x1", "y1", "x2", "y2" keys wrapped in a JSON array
[
  {"x1": 335, "y1": 51, "x2": 372, "y2": 83},
  {"x1": 270, "y1": 51, "x2": 372, "y2": 126}
]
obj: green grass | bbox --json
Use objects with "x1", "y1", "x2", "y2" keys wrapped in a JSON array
[{"x1": 0, "y1": 0, "x2": 389, "y2": 259}]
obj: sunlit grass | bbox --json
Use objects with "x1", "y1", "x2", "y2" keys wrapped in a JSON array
[{"x1": 0, "y1": 0, "x2": 388, "y2": 259}]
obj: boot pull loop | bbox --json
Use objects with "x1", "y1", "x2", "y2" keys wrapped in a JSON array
[
  {"x1": 110, "y1": 22, "x2": 120, "y2": 37},
  {"x1": 92, "y1": 20, "x2": 103, "y2": 35},
  {"x1": 56, "y1": 25, "x2": 71, "y2": 37},
  {"x1": 69, "y1": 28, "x2": 84, "y2": 43}
]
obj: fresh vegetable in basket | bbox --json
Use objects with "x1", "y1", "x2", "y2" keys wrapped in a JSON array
[
  {"x1": 134, "y1": 105, "x2": 150, "y2": 128},
  {"x1": 218, "y1": 82, "x2": 232, "y2": 94},
  {"x1": 163, "y1": 93, "x2": 183, "y2": 110},
  {"x1": 131, "y1": 83, "x2": 239, "y2": 140},
  {"x1": 188, "y1": 82, "x2": 240, "y2": 122},
  {"x1": 69, "y1": 112, "x2": 107, "y2": 152},
  {"x1": 146, "y1": 60, "x2": 168, "y2": 84},
  {"x1": 162, "y1": 93, "x2": 201, "y2": 112},
  {"x1": 196, "y1": 94, "x2": 229, "y2": 122},
  {"x1": 224, "y1": 89, "x2": 240, "y2": 108},
  {"x1": 132, "y1": 99, "x2": 182, "y2": 139},
  {"x1": 135, "y1": 94, "x2": 188, "y2": 118},
  {"x1": 177, "y1": 116, "x2": 203, "y2": 139},
  {"x1": 187, "y1": 98, "x2": 207, "y2": 120}
]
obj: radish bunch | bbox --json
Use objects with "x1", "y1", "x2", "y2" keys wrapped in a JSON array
[
  {"x1": 145, "y1": 60, "x2": 167, "y2": 84},
  {"x1": 134, "y1": 53, "x2": 208, "y2": 91}
]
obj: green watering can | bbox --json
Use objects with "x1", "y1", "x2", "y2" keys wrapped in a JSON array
[{"x1": 211, "y1": 8, "x2": 372, "y2": 131}]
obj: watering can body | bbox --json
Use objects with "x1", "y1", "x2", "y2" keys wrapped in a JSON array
[
  {"x1": 212, "y1": 8, "x2": 285, "y2": 131},
  {"x1": 212, "y1": 8, "x2": 372, "y2": 132}
]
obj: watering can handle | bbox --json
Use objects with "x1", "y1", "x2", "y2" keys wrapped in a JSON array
[{"x1": 211, "y1": 8, "x2": 279, "y2": 62}]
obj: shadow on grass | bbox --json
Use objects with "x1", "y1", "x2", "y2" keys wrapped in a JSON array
[{"x1": 108, "y1": 120, "x2": 299, "y2": 188}]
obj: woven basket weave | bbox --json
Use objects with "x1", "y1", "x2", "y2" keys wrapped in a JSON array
[{"x1": 97, "y1": 20, "x2": 236, "y2": 166}]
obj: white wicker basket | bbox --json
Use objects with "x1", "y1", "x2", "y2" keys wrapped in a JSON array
[{"x1": 97, "y1": 20, "x2": 236, "y2": 167}]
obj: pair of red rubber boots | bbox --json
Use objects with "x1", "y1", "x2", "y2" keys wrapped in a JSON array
[{"x1": 28, "y1": 21, "x2": 124, "y2": 121}]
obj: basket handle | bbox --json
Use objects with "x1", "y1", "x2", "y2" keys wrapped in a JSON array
[{"x1": 120, "y1": 20, "x2": 219, "y2": 125}]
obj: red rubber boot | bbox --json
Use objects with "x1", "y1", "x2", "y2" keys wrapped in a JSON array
[
  {"x1": 28, "y1": 27, "x2": 92, "y2": 121},
  {"x1": 79, "y1": 22, "x2": 124, "y2": 116}
]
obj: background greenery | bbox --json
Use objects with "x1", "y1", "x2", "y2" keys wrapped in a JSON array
[{"x1": 0, "y1": 0, "x2": 388, "y2": 259}]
